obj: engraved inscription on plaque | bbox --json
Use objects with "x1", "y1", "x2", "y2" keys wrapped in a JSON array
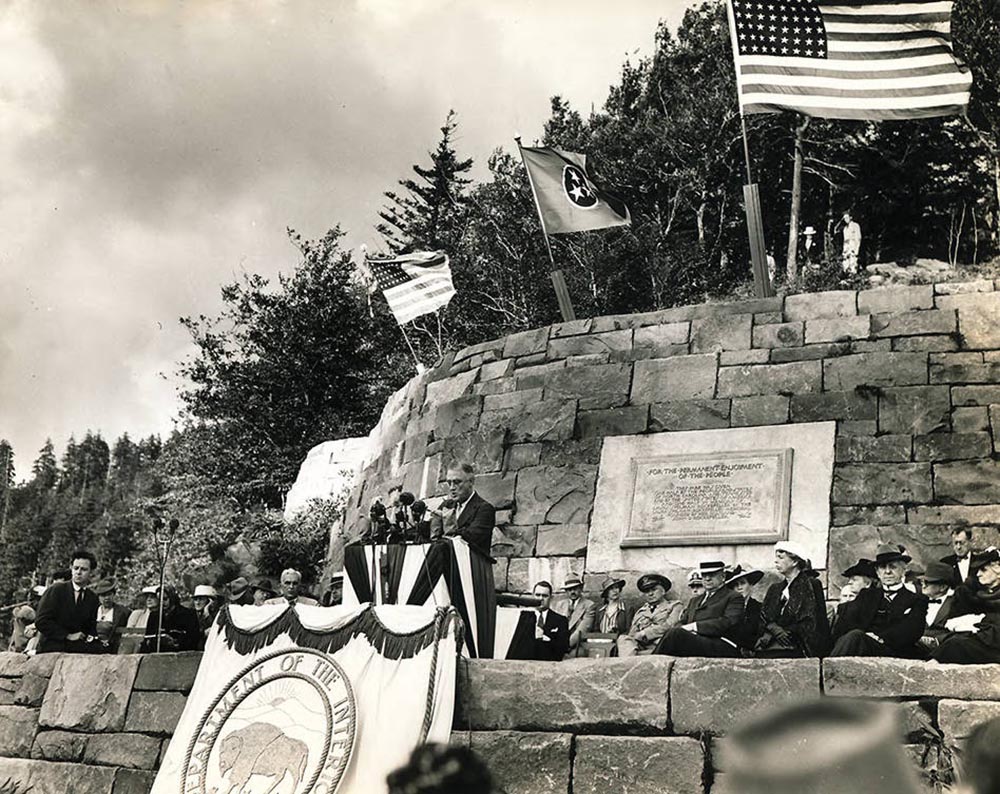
[{"x1": 620, "y1": 449, "x2": 793, "y2": 547}]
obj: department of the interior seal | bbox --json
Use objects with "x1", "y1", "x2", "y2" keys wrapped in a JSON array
[{"x1": 182, "y1": 647, "x2": 356, "y2": 794}]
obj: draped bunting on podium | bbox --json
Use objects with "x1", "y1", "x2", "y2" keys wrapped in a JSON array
[
  {"x1": 151, "y1": 603, "x2": 459, "y2": 794},
  {"x1": 342, "y1": 538, "x2": 531, "y2": 659}
]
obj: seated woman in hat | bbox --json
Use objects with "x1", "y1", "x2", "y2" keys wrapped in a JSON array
[
  {"x1": 829, "y1": 544, "x2": 927, "y2": 658},
  {"x1": 931, "y1": 547, "x2": 1000, "y2": 665},
  {"x1": 831, "y1": 558, "x2": 877, "y2": 629},
  {"x1": 724, "y1": 566, "x2": 765, "y2": 654},
  {"x1": 617, "y1": 573, "x2": 683, "y2": 657},
  {"x1": 756, "y1": 541, "x2": 831, "y2": 658},
  {"x1": 594, "y1": 576, "x2": 632, "y2": 639}
]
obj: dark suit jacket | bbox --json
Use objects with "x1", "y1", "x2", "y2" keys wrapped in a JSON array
[
  {"x1": 833, "y1": 586, "x2": 928, "y2": 654},
  {"x1": 530, "y1": 609, "x2": 570, "y2": 661},
  {"x1": 679, "y1": 587, "x2": 744, "y2": 638},
  {"x1": 141, "y1": 605, "x2": 203, "y2": 652},
  {"x1": 35, "y1": 581, "x2": 99, "y2": 654},
  {"x1": 923, "y1": 592, "x2": 961, "y2": 640},
  {"x1": 940, "y1": 553, "x2": 979, "y2": 590},
  {"x1": 451, "y1": 492, "x2": 496, "y2": 556},
  {"x1": 727, "y1": 597, "x2": 763, "y2": 650}
]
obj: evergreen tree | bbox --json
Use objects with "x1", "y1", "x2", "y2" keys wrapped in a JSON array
[{"x1": 31, "y1": 440, "x2": 57, "y2": 490}]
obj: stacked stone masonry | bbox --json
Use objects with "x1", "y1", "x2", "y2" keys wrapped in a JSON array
[
  {"x1": 3, "y1": 652, "x2": 999, "y2": 793},
  {"x1": 346, "y1": 284, "x2": 1000, "y2": 600}
]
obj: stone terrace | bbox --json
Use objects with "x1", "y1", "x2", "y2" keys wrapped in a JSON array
[
  {"x1": 2, "y1": 651, "x2": 999, "y2": 792},
  {"x1": 344, "y1": 283, "x2": 1000, "y2": 599}
]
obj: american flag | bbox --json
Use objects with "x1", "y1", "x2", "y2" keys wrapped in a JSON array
[
  {"x1": 727, "y1": 0, "x2": 972, "y2": 119},
  {"x1": 365, "y1": 251, "x2": 456, "y2": 325}
]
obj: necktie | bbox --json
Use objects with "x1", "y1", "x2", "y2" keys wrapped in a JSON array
[
  {"x1": 928, "y1": 598, "x2": 943, "y2": 604},
  {"x1": 75, "y1": 589, "x2": 81, "y2": 606},
  {"x1": 536, "y1": 611, "x2": 545, "y2": 630}
]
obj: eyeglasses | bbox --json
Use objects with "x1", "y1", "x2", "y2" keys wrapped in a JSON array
[
  {"x1": 445, "y1": 478, "x2": 468, "y2": 485},
  {"x1": 689, "y1": 583, "x2": 705, "y2": 589}
]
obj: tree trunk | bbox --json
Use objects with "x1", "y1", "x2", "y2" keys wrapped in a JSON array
[{"x1": 785, "y1": 116, "x2": 810, "y2": 286}]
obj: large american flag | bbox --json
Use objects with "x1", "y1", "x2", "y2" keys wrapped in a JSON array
[
  {"x1": 365, "y1": 251, "x2": 456, "y2": 325},
  {"x1": 727, "y1": 0, "x2": 972, "y2": 119}
]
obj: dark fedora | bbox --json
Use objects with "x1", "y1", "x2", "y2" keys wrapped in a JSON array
[
  {"x1": 91, "y1": 578, "x2": 117, "y2": 596},
  {"x1": 842, "y1": 559, "x2": 876, "y2": 579},
  {"x1": 726, "y1": 565, "x2": 764, "y2": 588},
  {"x1": 227, "y1": 576, "x2": 251, "y2": 602},
  {"x1": 698, "y1": 560, "x2": 727, "y2": 575},
  {"x1": 251, "y1": 577, "x2": 276, "y2": 596},
  {"x1": 600, "y1": 576, "x2": 626, "y2": 598},
  {"x1": 637, "y1": 573, "x2": 672, "y2": 593},
  {"x1": 920, "y1": 561, "x2": 955, "y2": 585},
  {"x1": 874, "y1": 544, "x2": 911, "y2": 566}
]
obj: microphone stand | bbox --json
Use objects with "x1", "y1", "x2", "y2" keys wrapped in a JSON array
[{"x1": 151, "y1": 518, "x2": 179, "y2": 653}]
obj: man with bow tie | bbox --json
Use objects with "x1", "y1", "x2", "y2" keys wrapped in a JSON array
[
  {"x1": 916, "y1": 561, "x2": 960, "y2": 656},
  {"x1": 829, "y1": 545, "x2": 928, "y2": 658},
  {"x1": 940, "y1": 528, "x2": 979, "y2": 589}
]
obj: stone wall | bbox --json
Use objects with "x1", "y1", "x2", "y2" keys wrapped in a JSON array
[
  {"x1": 344, "y1": 283, "x2": 1000, "y2": 601},
  {"x1": 3, "y1": 651, "x2": 997, "y2": 793}
]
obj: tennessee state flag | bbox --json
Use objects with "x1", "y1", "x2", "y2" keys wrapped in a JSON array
[{"x1": 519, "y1": 144, "x2": 631, "y2": 234}]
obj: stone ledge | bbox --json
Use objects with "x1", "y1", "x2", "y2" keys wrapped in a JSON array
[
  {"x1": 456, "y1": 658, "x2": 672, "y2": 733},
  {"x1": 937, "y1": 699, "x2": 1000, "y2": 742},
  {"x1": 39, "y1": 654, "x2": 141, "y2": 733},
  {"x1": 124, "y1": 691, "x2": 187, "y2": 735},
  {"x1": 0, "y1": 758, "x2": 116, "y2": 794},
  {"x1": 134, "y1": 654, "x2": 202, "y2": 693},
  {"x1": 574, "y1": 735, "x2": 704, "y2": 794},
  {"x1": 450, "y1": 730, "x2": 571, "y2": 794},
  {"x1": 823, "y1": 658, "x2": 1000, "y2": 700}
]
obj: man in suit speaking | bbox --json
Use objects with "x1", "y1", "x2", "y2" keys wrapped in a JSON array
[
  {"x1": 35, "y1": 549, "x2": 100, "y2": 654},
  {"x1": 441, "y1": 462, "x2": 496, "y2": 556}
]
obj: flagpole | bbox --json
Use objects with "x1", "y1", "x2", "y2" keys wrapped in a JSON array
[
  {"x1": 515, "y1": 136, "x2": 577, "y2": 322},
  {"x1": 726, "y1": 2, "x2": 774, "y2": 299},
  {"x1": 398, "y1": 323, "x2": 426, "y2": 375}
]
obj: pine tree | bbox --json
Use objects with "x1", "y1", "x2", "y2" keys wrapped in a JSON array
[{"x1": 31, "y1": 440, "x2": 57, "y2": 490}]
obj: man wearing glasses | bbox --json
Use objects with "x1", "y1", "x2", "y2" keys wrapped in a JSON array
[{"x1": 441, "y1": 462, "x2": 496, "y2": 556}]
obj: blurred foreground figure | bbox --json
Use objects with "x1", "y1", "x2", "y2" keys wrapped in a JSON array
[
  {"x1": 722, "y1": 698, "x2": 923, "y2": 794},
  {"x1": 386, "y1": 744, "x2": 496, "y2": 794},
  {"x1": 957, "y1": 715, "x2": 1000, "y2": 794}
]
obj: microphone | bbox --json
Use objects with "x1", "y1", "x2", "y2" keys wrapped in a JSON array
[{"x1": 398, "y1": 492, "x2": 415, "y2": 507}]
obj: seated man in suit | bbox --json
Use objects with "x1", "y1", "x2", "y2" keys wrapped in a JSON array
[
  {"x1": 264, "y1": 568, "x2": 320, "y2": 607},
  {"x1": 554, "y1": 574, "x2": 596, "y2": 659},
  {"x1": 439, "y1": 462, "x2": 496, "y2": 556},
  {"x1": 940, "y1": 527, "x2": 979, "y2": 589},
  {"x1": 932, "y1": 547, "x2": 1000, "y2": 665},
  {"x1": 654, "y1": 561, "x2": 745, "y2": 658},
  {"x1": 617, "y1": 573, "x2": 683, "y2": 657},
  {"x1": 829, "y1": 544, "x2": 928, "y2": 658},
  {"x1": 35, "y1": 549, "x2": 101, "y2": 654},
  {"x1": 914, "y1": 561, "x2": 960, "y2": 657},
  {"x1": 529, "y1": 581, "x2": 569, "y2": 661}
]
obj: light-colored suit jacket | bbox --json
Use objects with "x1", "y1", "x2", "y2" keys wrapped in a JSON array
[{"x1": 554, "y1": 595, "x2": 596, "y2": 657}]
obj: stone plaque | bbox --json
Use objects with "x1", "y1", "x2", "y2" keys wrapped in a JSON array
[{"x1": 621, "y1": 449, "x2": 792, "y2": 547}]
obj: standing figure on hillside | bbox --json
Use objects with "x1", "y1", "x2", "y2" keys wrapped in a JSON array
[
  {"x1": 725, "y1": 566, "x2": 765, "y2": 654},
  {"x1": 617, "y1": 573, "x2": 683, "y2": 657},
  {"x1": 829, "y1": 545, "x2": 928, "y2": 658},
  {"x1": 756, "y1": 542, "x2": 831, "y2": 658},
  {"x1": 34, "y1": 550, "x2": 100, "y2": 654},
  {"x1": 841, "y1": 210, "x2": 861, "y2": 273},
  {"x1": 554, "y1": 574, "x2": 595, "y2": 659},
  {"x1": 932, "y1": 547, "x2": 1000, "y2": 664},
  {"x1": 654, "y1": 562, "x2": 744, "y2": 658}
]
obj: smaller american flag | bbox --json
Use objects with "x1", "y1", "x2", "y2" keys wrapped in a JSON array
[{"x1": 365, "y1": 250, "x2": 456, "y2": 325}]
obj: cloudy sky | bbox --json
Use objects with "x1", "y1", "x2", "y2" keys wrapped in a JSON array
[{"x1": 0, "y1": 0, "x2": 695, "y2": 473}]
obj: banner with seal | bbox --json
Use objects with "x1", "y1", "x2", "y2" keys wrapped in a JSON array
[{"x1": 151, "y1": 603, "x2": 460, "y2": 794}]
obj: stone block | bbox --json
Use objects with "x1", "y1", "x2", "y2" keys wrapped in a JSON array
[
  {"x1": 649, "y1": 399, "x2": 731, "y2": 431},
  {"x1": 832, "y1": 463, "x2": 932, "y2": 505},
  {"x1": 784, "y1": 290, "x2": 857, "y2": 320},
  {"x1": 491, "y1": 525, "x2": 537, "y2": 558},
  {"x1": 454, "y1": 337, "x2": 505, "y2": 363},
  {"x1": 835, "y1": 435, "x2": 911, "y2": 463},
  {"x1": 805, "y1": 315, "x2": 872, "y2": 344},
  {"x1": 451, "y1": 731, "x2": 571, "y2": 794},
  {"x1": 574, "y1": 736, "x2": 705, "y2": 794},
  {"x1": 566, "y1": 353, "x2": 610, "y2": 367},
  {"x1": 456, "y1": 657, "x2": 672, "y2": 732},
  {"x1": 483, "y1": 387, "x2": 544, "y2": 412},
  {"x1": 507, "y1": 557, "x2": 586, "y2": 594},
  {"x1": 824, "y1": 658, "x2": 1000, "y2": 700},
  {"x1": 952, "y1": 406, "x2": 989, "y2": 433},
  {"x1": 896, "y1": 700, "x2": 936, "y2": 742},
  {"x1": 770, "y1": 342, "x2": 851, "y2": 363},
  {"x1": 39, "y1": 654, "x2": 141, "y2": 732},
  {"x1": 731, "y1": 395, "x2": 789, "y2": 426},
  {"x1": 539, "y1": 438, "x2": 604, "y2": 466},
  {"x1": 935, "y1": 280, "x2": 995, "y2": 295},
  {"x1": 752, "y1": 321, "x2": 803, "y2": 349},
  {"x1": 832, "y1": 505, "x2": 906, "y2": 526},
  {"x1": 514, "y1": 360, "x2": 565, "y2": 383},
  {"x1": 934, "y1": 460, "x2": 1000, "y2": 504},
  {"x1": 84, "y1": 732, "x2": 161, "y2": 770},
  {"x1": 719, "y1": 349, "x2": 769, "y2": 365},
  {"x1": 893, "y1": 335, "x2": 959, "y2": 352},
  {"x1": 13, "y1": 673, "x2": 49, "y2": 707},
  {"x1": 907, "y1": 504, "x2": 1000, "y2": 525},
  {"x1": 578, "y1": 406, "x2": 649, "y2": 437},
  {"x1": 0, "y1": 759, "x2": 115, "y2": 794},
  {"x1": 790, "y1": 390, "x2": 877, "y2": 422},
  {"x1": 850, "y1": 339, "x2": 891, "y2": 352},
  {"x1": 0, "y1": 653, "x2": 28, "y2": 677},
  {"x1": 691, "y1": 314, "x2": 752, "y2": 353},
  {"x1": 823, "y1": 353, "x2": 927, "y2": 391},
  {"x1": 504, "y1": 443, "x2": 542, "y2": 471},
  {"x1": 25, "y1": 654, "x2": 59, "y2": 678},
  {"x1": 859, "y1": 285, "x2": 934, "y2": 314},
  {"x1": 478, "y1": 358, "x2": 514, "y2": 382},
  {"x1": 934, "y1": 292, "x2": 1000, "y2": 349},
  {"x1": 544, "y1": 363, "x2": 631, "y2": 410},
  {"x1": 632, "y1": 323, "x2": 690, "y2": 359},
  {"x1": 755, "y1": 311, "x2": 783, "y2": 324},
  {"x1": 31, "y1": 730, "x2": 87, "y2": 762},
  {"x1": 632, "y1": 355, "x2": 718, "y2": 403},
  {"x1": 513, "y1": 465, "x2": 597, "y2": 525},
  {"x1": 535, "y1": 524, "x2": 589, "y2": 556},
  {"x1": 113, "y1": 769, "x2": 157, "y2": 794},
  {"x1": 952, "y1": 385, "x2": 1000, "y2": 406},
  {"x1": 124, "y1": 691, "x2": 187, "y2": 735},
  {"x1": 547, "y1": 329, "x2": 632, "y2": 360},
  {"x1": 930, "y1": 353, "x2": 1000, "y2": 384},
  {"x1": 717, "y1": 361, "x2": 821, "y2": 398},
  {"x1": 436, "y1": 395, "x2": 484, "y2": 438},
  {"x1": 134, "y1": 652, "x2": 202, "y2": 694},
  {"x1": 475, "y1": 472, "x2": 516, "y2": 510},
  {"x1": 871, "y1": 309, "x2": 957, "y2": 338},
  {"x1": 829, "y1": 524, "x2": 952, "y2": 581},
  {"x1": 424, "y1": 369, "x2": 479, "y2": 409},
  {"x1": 938, "y1": 700, "x2": 1000, "y2": 742},
  {"x1": 879, "y1": 386, "x2": 951, "y2": 435},
  {"x1": 442, "y1": 428, "x2": 506, "y2": 473},
  {"x1": 504, "y1": 327, "x2": 550, "y2": 358},
  {"x1": 552, "y1": 318, "x2": 592, "y2": 337},
  {"x1": 913, "y1": 433, "x2": 991, "y2": 461},
  {"x1": 670, "y1": 658, "x2": 819, "y2": 734},
  {"x1": 0, "y1": 677, "x2": 18, "y2": 704},
  {"x1": 0, "y1": 706, "x2": 38, "y2": 758}
]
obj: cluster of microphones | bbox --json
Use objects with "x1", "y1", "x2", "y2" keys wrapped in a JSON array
[{"x1": 363, "y1": 491, "x2": 456, "y2": 545}]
